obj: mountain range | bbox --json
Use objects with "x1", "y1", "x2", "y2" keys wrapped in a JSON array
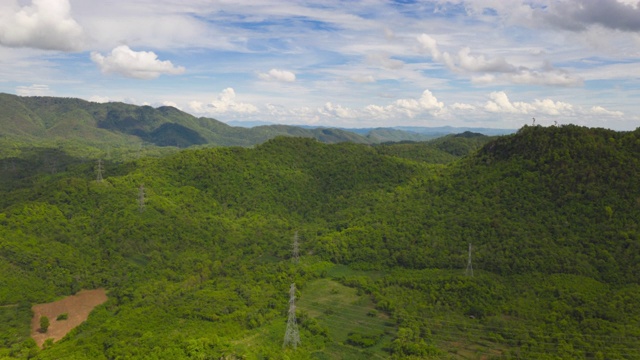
[
  {"x1": 1, "y1": 93, "x2": 638, "y2": 359},
  {"x1": 0, "y1": 93, "x2": 514, "y2": 148}
]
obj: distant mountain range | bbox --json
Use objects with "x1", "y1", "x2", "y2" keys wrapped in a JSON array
[{"x1": 0, "y1": 93, "x2": 515, "y2": 148}]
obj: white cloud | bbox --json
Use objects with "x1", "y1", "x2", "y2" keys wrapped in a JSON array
[
  {"x1": 417, "y1": 33, "x2": 582, "y2": 86},
  {"x1": 188, "y1": 101, "x2": 204, "y2": 113},
  {"x1": 455, "y1": 47, "x2": 515, "y2": 73},
  {"x1": 471, "y1": 74, "x2": 496, "y2": 84},
  {"x1": 90, "y1": 45, "x2": 185, "y2": 79},
  {"x1": 361, "y1": 89, "x2": 445, "y2": 119},
  {"x1": 394, "y1": 89, "x2": 444, "y2": 114},
  {"x1": 364, "y1": 104, "x2": 387, "y2": 117},
  {"x1": 88, "y1": 95, "x2": 110, "y2": 103},
  {"x1": 590, "y1": 106, "x2": 624, "y2": 117},
  {"x1": 417, "y1": 34, "x2": 441, "y2": 59},
  {"x1": 484, "y1": 91, "x2": 536, "y2": 114},
  {"x1": 451, "y1": 102, "x2": 476, "y2": 111},
  {"x1": 162, "y1": 101, "x2": 181, "y2": 110},
  {"x1": 350, "y1": 74, "x2": 375, "y2": 83},
  {"x1": 258, "y1": 69, "x2": 296, "y2": 82},
  {"x1": 15, "y1": 84, "x2": 50, "y2": 96},
  {"x1": 484, "y1": 91, "x2": 574, "y2": 116},
  {"x1": 206, "y1": 88, "x2": 258, "y2": 114},
  {"x1": 319, "y1": 102, "x2": 358, "y2": 118},
  {"x1": 0, "y1": 0, "x2": 84, "y2": 51},
  {"x1": 507, "y1": 68, "x2": 583, "y2": 86},
  {"x1": 532, "y1": 98, "x2": 574, "y2": 116},
  {"x1": 366, "y1": 53, "x2": 404, "y2": 70}
]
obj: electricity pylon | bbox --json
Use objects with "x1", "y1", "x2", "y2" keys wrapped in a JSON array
[
  {"x1": 96, "y1": 159, "x2": 104, "y2": 183},
  {"x1": 465, "y1": 243, "x2": 474, "y2": 277},
  {"x1": 138, "y1": 184, "x2": 145, "y2": 212},
  {"x1": 292, "y1": 231, "x2": 300, "y2": 263},
  {"x1": 283, "y1": 283, "x2": 301, "y2": 349}
]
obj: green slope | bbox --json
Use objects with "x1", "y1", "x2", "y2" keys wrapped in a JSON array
[
  {"x1": 0, "y1": 125, "x2": 639, "y2": 359},
  {"x1": 0, "y1": 93, "x2": 374, "y2": 148}
]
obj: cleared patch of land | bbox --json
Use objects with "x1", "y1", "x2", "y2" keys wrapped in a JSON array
[
  {"x1": 31, "y1": 288, "x2": 107, "y2": 348},
  {"x1": 298, "y1": 278, "x2": 394, "y2": 359}
]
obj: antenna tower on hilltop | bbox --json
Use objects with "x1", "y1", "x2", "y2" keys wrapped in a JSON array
[
  {"x1": 283, "y1": 283, "x2": 301, "y2": 349},
  {"x1": 465, "y1": 243, "x2": 474, "y2": 277}
]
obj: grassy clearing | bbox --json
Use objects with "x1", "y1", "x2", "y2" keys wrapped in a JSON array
[{"x1": 299, "y1": 278, "x2": 395, "y2": 359}]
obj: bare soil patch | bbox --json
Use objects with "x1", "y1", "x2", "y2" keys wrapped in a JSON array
[{"x1": 31, "y1": 288, "x2": 107, "y2": 348}]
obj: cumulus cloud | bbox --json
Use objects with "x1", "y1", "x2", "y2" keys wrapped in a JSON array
[
  {"x1": 418, "y1": 34, "x2": 512, "y2": 73},
  {"x1": 417, "y1": 33, "x2": 582, "y2": 86},
  {"x1": 0, "y1": 0, "x2": 84, "y2": 51},
  {"x1": 417, "y1": 34, "x2": 441, "y2": 59},
  {"x1": 361, "y1": 90, "x2": 446, "y2": 119},
  {"x1": 590, "y1": 105, "x2": 624, "y2": 117},
  {"x1": 162, "y1": 101, "x2": 181, "y2": 110},
  {"x1": 451, "y1": 102, "x2": 476, "y2": 111},
  {"x1": 462, "y1": 91, "x2": 626, "y2": 123},
  {"x1": 258, "y1": 68, "x2": 296, "y2": 82},
  {"x1": 90, "y1": 45, "x2": 185, "y2": 79},
  {"x1": 302, "y1": 89, "x2": 625, "y2": 126},
  {"x1": 204, "y1": 88, "x2": 258, "y2": 114},
  {"x1": 393, "y1": 90, "x2": 444, "y2": 115},
  {"x1": 16, "y1": 84, "x2": 50, "y2": 96},
  {"x1": 538, "y1": 0, "x2": 640, "y2": 32},
  {"x1": 484, "y1": 91, "x2": 534, "y2": 114},
  {"x1": 484, "y1": 91, "x2": 575, "y2": 116},
  {"x1": 319, "y1": 102, "x2": 358, "y2": 118},
  {"x1": 309, "y1": 89, "x2": 447, "y2": 121}
]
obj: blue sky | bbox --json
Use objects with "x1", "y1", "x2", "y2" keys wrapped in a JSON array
[{"x1": 1, "y1": 0, "x2": 639, "y2": 130}]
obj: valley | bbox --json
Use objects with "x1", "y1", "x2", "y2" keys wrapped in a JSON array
[{"x1": 0, "y1": 101, "x2": 639, "y2": 358}]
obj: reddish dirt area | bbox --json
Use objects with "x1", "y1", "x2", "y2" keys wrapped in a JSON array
[{"x1": 31, "y1": 288, "x2": 108, "y2": 348}]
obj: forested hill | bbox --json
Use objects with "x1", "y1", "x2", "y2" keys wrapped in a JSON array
[
  {"x1": 1, "y1": 125, "x2": 639, "y2": 359},
  {"x1": 0, "y1": 93, "x2": 442, "y2": 148}
]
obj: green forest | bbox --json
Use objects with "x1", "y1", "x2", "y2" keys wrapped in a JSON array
[{"x1": 1, "y1": 123, "x2": 639, "y2": 359}]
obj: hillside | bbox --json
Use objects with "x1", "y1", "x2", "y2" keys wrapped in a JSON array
[
  {"x1": 374, "y1": 132, "x2": 495, "y2": 164},
  {"x1": 0, "y1": 93, "x2": 462, "y2": 150},
  {"x1": 0, "y1": 125, "x2": 639, "y2": 359}
]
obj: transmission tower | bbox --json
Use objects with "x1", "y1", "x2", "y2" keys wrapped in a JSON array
[
  {"x1": 465, "y1": 243, "x2": 474, "y2": 277},
  {"x1": 292, "y1": 231, "x2": 300, "y2": 263},
  {"x1": 283, "y1": 283, "x2": 301, "y2": 349},
  {"x1": 96, "y1": 159, "x2": 104, "y2": 183},
  {"x1": 138, "y1": 184, "x2": 145, "y2": 212}
]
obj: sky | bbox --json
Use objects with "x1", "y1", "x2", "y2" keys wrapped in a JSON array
[{"x1": 1, "y1": 0, "x2": 640, "y2": 130}]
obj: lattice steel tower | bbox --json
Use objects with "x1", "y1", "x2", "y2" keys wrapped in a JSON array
[
  {"x1": 465, "y1": 243, "x2": 474, "y2": 277},
  {"x1": 138, "y1": 184, "x2": 145, "y2": 212},
  {"x1": 96, "y1": 159, "x2": 104, "y2": 183},
  {"x1": 292, "y1": 231, "x2": 300, "y2": 263},
  {"x1": 283, "y1": 283, "x2": 301, "y2": 349}
]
